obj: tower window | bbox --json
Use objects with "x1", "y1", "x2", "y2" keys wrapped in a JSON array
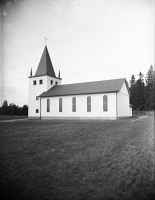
[
  {"x1": 36, "y1": 96, "x2": 39, "y2": 100},
  {"x1": 103, "y1": 95, "x2": 108, "y2": 111},
  {"x1": 51, "y1": 80, "x2": 53, "y2": 85},
  {"x1": 47, "y1": 99, "x2": 50, "y2": 112},
  {"x1": 87, "y1": 96, "x2": 91, "y2": 112},
  {"x1": 59, "y1": 98, "x2": 62, "y2": 112},
  {"x1": 39, "y1": 80, "x2": 43, "y2": 84},
  {"x1": 55, "y1": 82, "x2": 58, "y2": 85},
  {"x1": 72, "y1": 97, "x2": 76, "y2": 112},
  {"x1": 33, "y1": 80, "x2": 36, "y2": 85},
  {"x1": 36, "y1": 109, "x2": 39, "y2": 113}
]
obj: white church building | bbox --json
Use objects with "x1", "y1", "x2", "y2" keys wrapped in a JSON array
[{"x1": 28, "y1": 46, "x2": 132, "y2": 119}]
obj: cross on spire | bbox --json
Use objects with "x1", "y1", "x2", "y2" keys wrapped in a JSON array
[{"x1": 44, "y1": 37, "x2": 48, "y2": 46}]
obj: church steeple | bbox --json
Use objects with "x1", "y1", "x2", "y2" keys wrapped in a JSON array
[
  {"x1": 28, "y1": 45, "x2": 62, "y2": 118},
  {"x1": 35, "y1": 46, "x2": 56, "y2": 78}
]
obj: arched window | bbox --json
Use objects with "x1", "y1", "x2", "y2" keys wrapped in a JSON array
[
  {"x1": 87, "y1": 96, "x2": 91, "y2": 112},
  {"x1": 103, "y1": 95, "x2": 108, "y2": 111},
  {"x1": 47, "y1": 99, "x2": 50, "y2": 112},
  {"x1": 72, "y1": 97, "x2": 76, "y2": 112},
  {"x1": 59, "y1": 98, "x2": 62, "y2": 112}
]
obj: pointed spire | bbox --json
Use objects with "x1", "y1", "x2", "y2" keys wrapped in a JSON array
[
  {"x1": 35, "y1": 46, "x2": 56, "y2": 77},
  {"x1": 58, "y1": 70, "x2": 60, "y2": 78},
  {"x1": 30, "y1": 68, "x2": 32, "y2": 77}
]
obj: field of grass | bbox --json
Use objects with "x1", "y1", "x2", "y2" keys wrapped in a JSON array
[{"x1": 0, "y1": 116, "x2": 154, "y2": 200}]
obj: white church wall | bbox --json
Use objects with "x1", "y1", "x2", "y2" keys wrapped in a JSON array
[
  {"x1": 117, "y1": 82, "x2": 130, "y2": 117},
  {"x1": 29, "y1": 76, "x2": 47, "y2": 117},
  {"x1": 47, "y1": 76, "x2": 61, "y2": 90},
  {"x1": 119, "y1": 81, "x2": 129, "y2": 95},
  {"x1": 28, "y1": 75, "x2": 60, "y2": 117},
  {"x1": 41, "y1": 93, "x2": 117, "y2": 119}
]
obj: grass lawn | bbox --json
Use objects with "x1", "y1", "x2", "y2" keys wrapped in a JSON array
[{"x1": 0, "y1": 116, "x2": 154, "y2": 200}]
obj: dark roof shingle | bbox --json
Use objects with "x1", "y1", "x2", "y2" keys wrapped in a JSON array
[
  {"x1": 40, "y1": 78, "x2": 127, "y2": 97},
  {"x1": 35, "y1": 46, "x2": 56, "y2": 77}
]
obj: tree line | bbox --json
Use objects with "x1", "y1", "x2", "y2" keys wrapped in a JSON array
[
  {"x1": 129, "y1": 65, "x2": 155, "y2": 111},
  {"x1": 0, "y1": 100, "x2": 28, "y2": 116}
]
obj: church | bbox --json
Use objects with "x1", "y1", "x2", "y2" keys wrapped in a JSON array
[{"x1": 28, "y1": 46, "x2": 132, "y2": 119}]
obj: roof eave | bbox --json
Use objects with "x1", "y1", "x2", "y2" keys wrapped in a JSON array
[
  {"x1": 39, "y1": 90, "x2": 119, "y2": 98},
  {"x1": 28, "y1": 74, "x2": 62, "y2": 80},
  {"x1": 125, "y1": 79, "x2": 131, "y2": 96}
]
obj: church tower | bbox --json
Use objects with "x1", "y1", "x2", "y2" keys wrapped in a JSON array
[{"x1": 28, "y1": 46, "x2": 61, "y2": 117}]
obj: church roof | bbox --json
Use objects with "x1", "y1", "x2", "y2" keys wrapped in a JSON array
[
  {"x1": 39, "y1": 78, "x2": 129, "y2": 97},
  {"x1": 35, "y1": 46, "x2": 56, "y2": 77}
]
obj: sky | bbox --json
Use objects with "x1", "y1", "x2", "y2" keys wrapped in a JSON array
[{"x1": 0, "y1": 0, "x2": 154, "y2": 106}]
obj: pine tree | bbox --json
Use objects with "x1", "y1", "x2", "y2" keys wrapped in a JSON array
[
  {"x1": 130, "y1": 75, "x2": 136, "y2": 86},
  {"x1": 22, "y1": 105, "x2": 28, "y2": 115},
  {"x1": 145, "y1": 65, "x2": 155, "y2": 110},
  {"x1": 134, "y1": 72, "x2": 145, "y2": 110},
  {"x1": 129, "y1": 75, "x2": 137, "y2": 109},
  {"x1": 0, "y1": 100, "x2": 9, "y2": 115}
]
